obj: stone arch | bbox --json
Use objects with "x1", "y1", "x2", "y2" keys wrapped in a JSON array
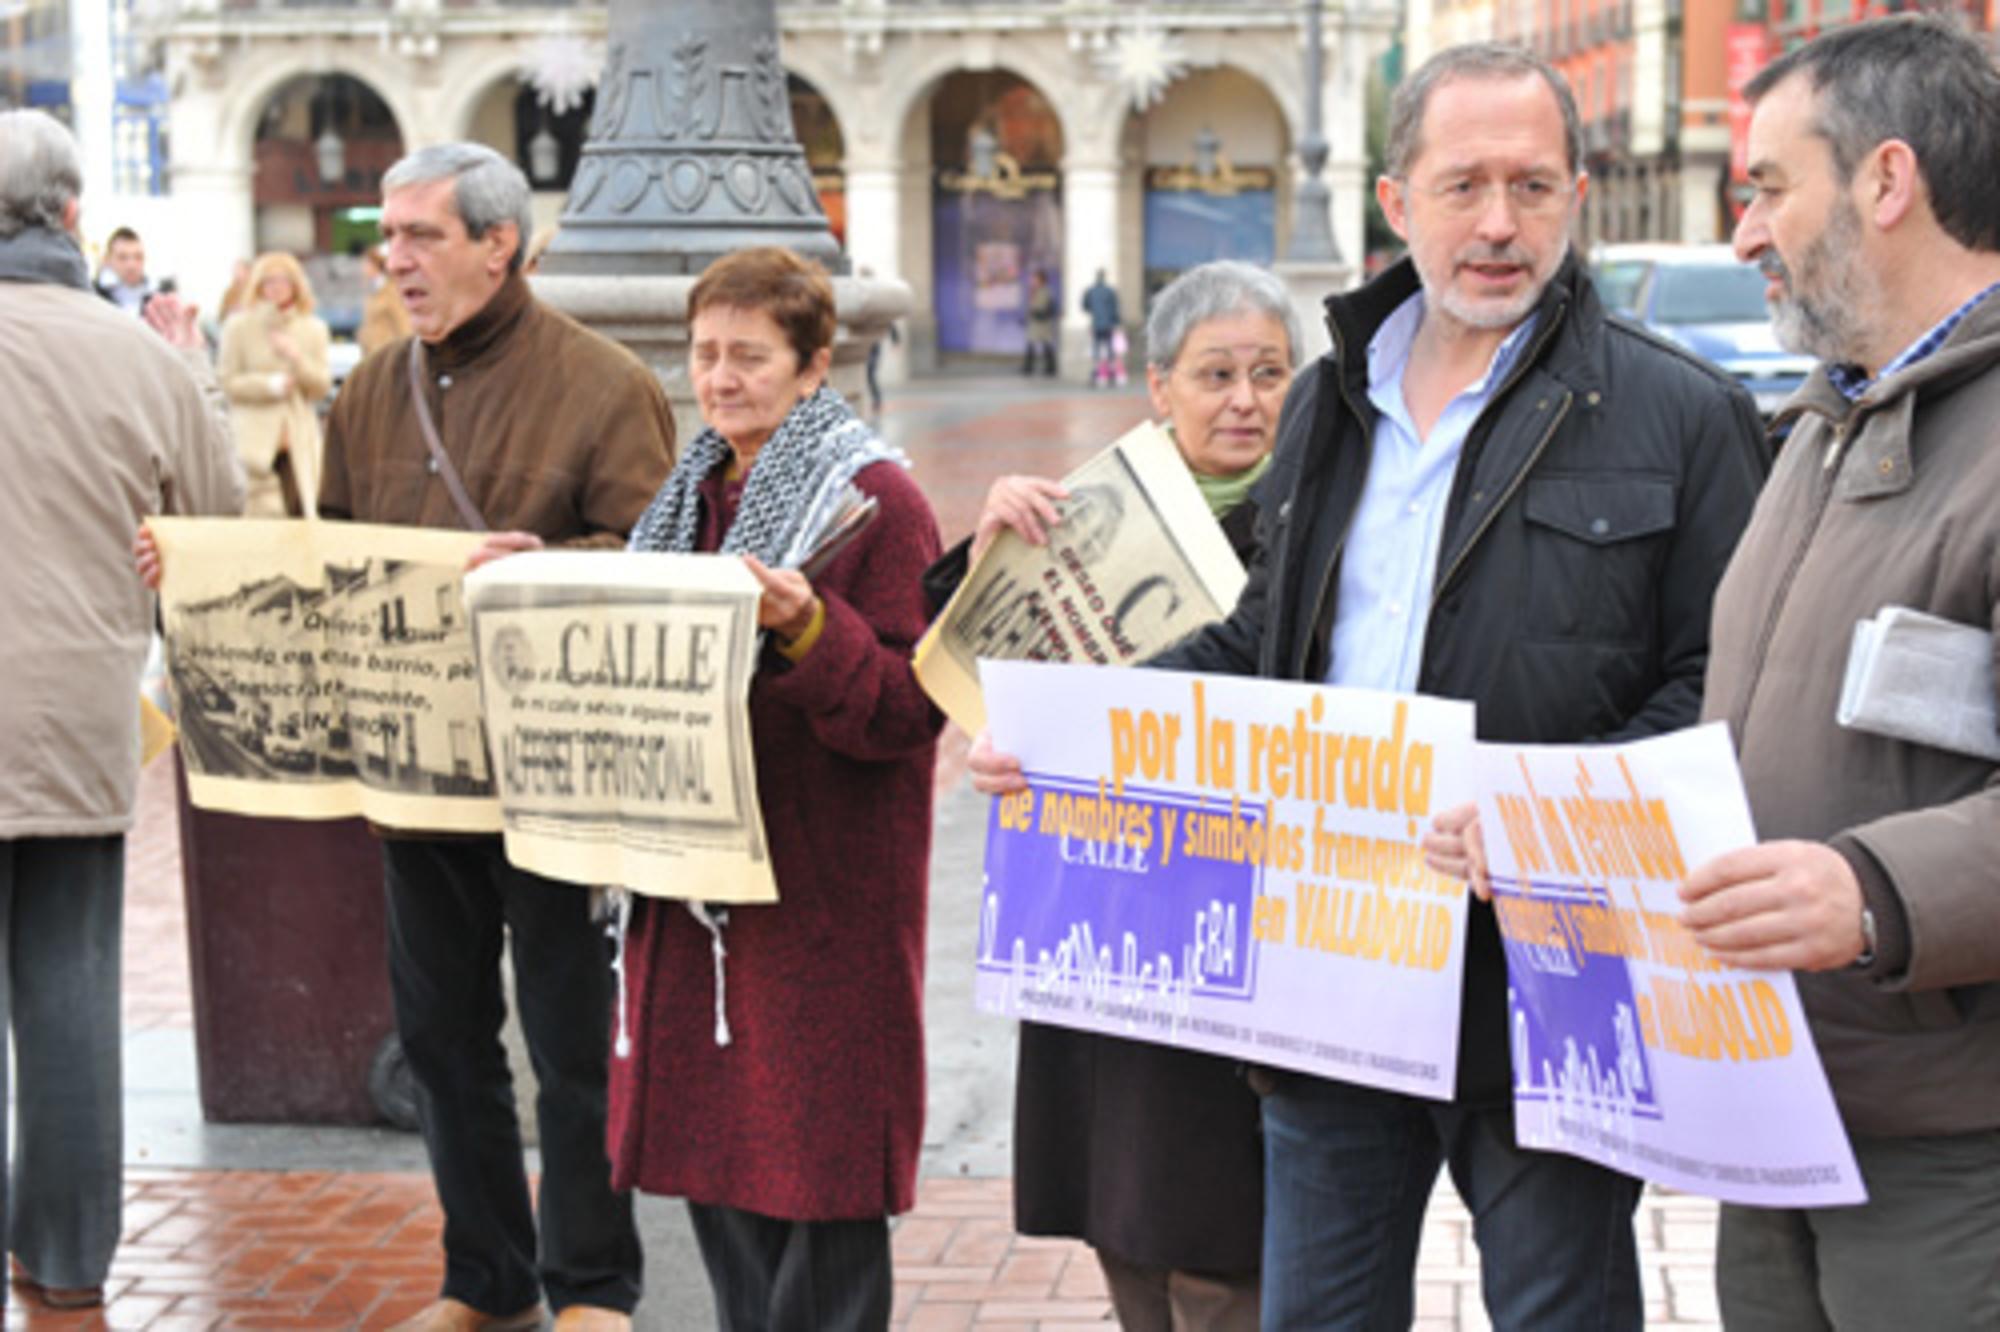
[
  {"x1": 782, "y1": 46, "x2": 862, "y2": 155},
  {"x1": 438, "y1": 49, "x2": 543, "y2": 144},
  {"x1": 1132, "y1": 64, "x2": 1295, "y2": 301},
  {"x1": 1139, "y1": 64, "x2": 1293, "y2": 175},
  {"x1": 221, "y1": 55, "x2": 413, "y2": 175},
  {"x1": 883, "y1": 46, "x2": 1079, "y2": 169}
]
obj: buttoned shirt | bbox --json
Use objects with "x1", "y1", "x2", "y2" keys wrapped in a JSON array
[
  {"x1": 1826, "y1": 280, "x2": 2000, "y2": 401},
  {"x1": 1327, "y1": 293, "x2": 1538, "y2": 691}
]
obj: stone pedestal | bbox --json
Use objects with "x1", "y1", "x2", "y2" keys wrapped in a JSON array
[
  {"x1": 1275, "y1": 258, "x2": 1355, "y2": 363},
  {"x1": 535, "y1": 271, "x2": 913, "y2": 442}
]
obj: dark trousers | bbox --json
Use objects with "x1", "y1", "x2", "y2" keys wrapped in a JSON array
[
  {"x1": 383, "y1": 838, "x2": 640, "y2": 1316},
  {"x1": 1718, "y1": 1128, "x2": 2000, "y2": 1329},
  {"x1": 686, "y1": 1202, "x2": 890, "y2": 1332},
  {"x1": 1259, "y1": 1075, "x2": 1641, "y2": 1332},
  {"x1": 0, "y1": 837, "x2": 124, "y2": 1298}
]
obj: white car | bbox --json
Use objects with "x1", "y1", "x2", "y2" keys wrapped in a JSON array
[{"x1": 1591, "y1": 243, "x2": 1814, "y2": 418}]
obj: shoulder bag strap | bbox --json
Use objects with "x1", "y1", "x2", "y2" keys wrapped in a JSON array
[{"x1": 407, "y1": 338, "x2": 488, "y2": 532}]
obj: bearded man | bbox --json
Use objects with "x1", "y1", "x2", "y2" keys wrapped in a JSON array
[{"x1": 1686, "y1": 17, "x2": 2000, "y2": 1329}]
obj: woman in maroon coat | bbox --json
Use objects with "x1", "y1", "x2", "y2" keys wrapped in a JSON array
[{"x1": 610, "y1": 247, "x2": 942, "y2": 1330}]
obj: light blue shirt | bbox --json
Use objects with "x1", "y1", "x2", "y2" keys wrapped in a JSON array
[{"x1": 1326, "y1": 293, "x2": 1539, "y2": 691}]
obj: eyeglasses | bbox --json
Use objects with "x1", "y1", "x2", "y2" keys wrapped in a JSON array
[
  {"x1": 1405, "y1": 173, "x2": 1575, "y2": 217},
  {"x1": 1176, "y1": 364, "x2": 1291, "y2": 395}
]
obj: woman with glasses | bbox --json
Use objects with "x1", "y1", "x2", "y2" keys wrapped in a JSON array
[{"x1": 928, "y1": 259, "x2": 1300, "y2": 1331}]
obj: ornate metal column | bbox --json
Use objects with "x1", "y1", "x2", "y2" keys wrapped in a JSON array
[
  {"x1": 1274, "y1": 0, "x2": 1354, "y2": 360},
  {"x1": 539, "y1": 0, "x2": 840, "y2": 276},
  {"x1": 532, "y1": 0, "x2": 907, "y2": 437},
  {"x1": 1283, "y1": 0, "x2": 1340, "y2": 266}
]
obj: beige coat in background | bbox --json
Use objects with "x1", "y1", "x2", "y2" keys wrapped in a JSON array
[
  {"x1": 0, "y1": 281, "x2": 245, "y2": 837},
  {"x1": 218, "y1": 303, "x2": 331, "y2": 516},
  {"x1": 357, "y1": 280, "x2": 411, "y2": 358}
]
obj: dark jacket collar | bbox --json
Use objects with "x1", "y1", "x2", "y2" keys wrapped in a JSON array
[
  {"x1": 1320, "y1": 250, "x2": 1599, "y2": 402},
  {"x1": 0, "y1": 226, "x2": 90, "y2": 292},
  {"x1": 425, "y1": 271, "x2": 533, "y2": 371}
]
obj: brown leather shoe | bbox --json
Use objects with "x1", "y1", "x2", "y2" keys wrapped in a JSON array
[
  {"x1": 552, "y1": 1308, "x2": 632, "y2": 1332},
  {"x1": 8, "y1": 1259, "x2": 104, "y2": 1310},
  {"x1": 387, "y1": 1297, "x2": 545, "y2": 1331}
]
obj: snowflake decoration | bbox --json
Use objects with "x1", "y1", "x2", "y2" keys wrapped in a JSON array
[
  {"x1": 521, "y1": 34, "x2": 605, "y2": 117},
  {"x1": 1098, "y1": 23, "x2": 1190, "y2": 112}
]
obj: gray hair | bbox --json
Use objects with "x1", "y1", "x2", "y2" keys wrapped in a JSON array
[
  {"x1": 1146, "y1": 261, "x2": 1302, "y2": 370},
  {"x1": 1747, "y1": 15, "x2": 2000, "y2": 252},
  {"x1": 0, "y1": 110, "x2": 82, "y2": 239},
  {"x1": 1384, "y1": 43, "x2": 1583, "y2": 179},
  {"x1": 382, "y1": 142, "x2": 534, "y2": 272}
]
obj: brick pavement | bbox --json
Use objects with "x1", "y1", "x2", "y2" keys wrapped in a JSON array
[{"x1": 40, "y1": 380, "x2": 1727, "y2": 1329}]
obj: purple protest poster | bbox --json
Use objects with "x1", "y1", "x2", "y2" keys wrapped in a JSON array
[
  {"x1": 977, "y1": 661, "x2": 1476, "y2": 1101},
  {"x1": 1477, "y1": 725, "x2": 1865, "y2": 1206}
]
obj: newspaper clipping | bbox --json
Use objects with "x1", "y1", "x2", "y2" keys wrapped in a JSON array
[
  {"x1": 463, "y1": 552, "x2": 776, "y2": 904},
  {"x1": 914, "y1": 421, "x2": 1247, "y2": 733},
  {"x1": 149, "y1": 518, "x2": 500, "y2": 832}
]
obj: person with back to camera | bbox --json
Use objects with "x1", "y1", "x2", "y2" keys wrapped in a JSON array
[
  {"x1": 1082, "y1": 267, "x2": 1125, "y2": 388},
  {"x1": 0, "y1": 108, "x2": 244, "y2": 1314},
  {"x1": 927, "y1": 259, "x2": 1300, "y2": 1331},
  {"x1": 217, "y1": 251, "x2": 331, "y2": 516},
  {"x1": 608, "y1": 245, "x2": 944, "y2": 1332}
]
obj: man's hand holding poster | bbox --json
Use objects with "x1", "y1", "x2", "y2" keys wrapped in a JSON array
[
  {"x1": 978, "y1": 660, "x2": 1477, "y2": 1100},
  {"x1": 1475, "y1": 722, "x2": 1865, "y2": 1206},
  {"x1": 464, "y1": 552, "x2": 776, "y2": 904}
]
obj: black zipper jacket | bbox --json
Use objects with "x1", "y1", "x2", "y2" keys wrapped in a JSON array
[{"x1": 1155, "y1": 252, "x2": 1771, "y2": 1103}]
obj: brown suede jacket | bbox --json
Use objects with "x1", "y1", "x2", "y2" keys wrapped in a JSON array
[
  {"x1": 1704, "y1": 295, "x2": 2000, "y2": 1139},
  {"x1": 320, "y1": 272, "x2": 674, "y2": 541}
]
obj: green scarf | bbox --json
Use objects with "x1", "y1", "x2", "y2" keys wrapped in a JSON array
[{"x1": 1191, "y1": 451, "x2": 1272, "y2": 519}]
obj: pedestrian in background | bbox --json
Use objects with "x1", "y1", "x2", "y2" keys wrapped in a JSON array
[
  {"x1": 1023, "y1": 268, "x2": 1057, "y2": 376},
  {"x1": 0, "y1": 108, "x2": 243, "y2": 1314},
  {"x1": 937, "y1": 259, "x2": 1299, "y2": 1332},
  {"x1": 612, "y1": 245, "x2": 942, "y2": 1332},
  {"x1": 356, "y1": 244, "x2": 411, "y2": 358},
  {"x1": 93, "y1": 224, "x2": 153, "y2": 315},
  {"x1": 977, "y1": 41, "x2": 1768, "y2": 1330},
  {"x1": 217, "y1": 251, "x2": 330, "y2": 517},
  {"x1": 1082, "y1": 267, "x2": 1125, "y2": 387},
  {"x1": 1688, "y1": 17, "x2": 2000, "y2": 1327}
]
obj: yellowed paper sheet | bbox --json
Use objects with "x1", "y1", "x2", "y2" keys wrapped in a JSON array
[
  {"x1": 463, "y1": 551, "x2": 776, "y2": 904},
  {"x1": 913, "y1": 420, "x2": 1247, "y2": 732},
  {"x1": 150, "y1": 517, "x2": 499, "y2": 832},
  {"x1": 139, "y1": 694, "x2": 176, "y2": 767}
]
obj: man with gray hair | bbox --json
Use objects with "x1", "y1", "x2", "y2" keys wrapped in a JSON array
[
  {"x1": 969, "y1": 39, "x2": 1769, "y2": 1330},
  {"x1": 1685, "y1": 16, "x2": 2000, "y2": 1327},
  {"x1": 0, "y1": 109, "x2": 242, "y2": 1311},
  {"x1": 319, "y1": 142, "x2": 675, "y2": 1332}
]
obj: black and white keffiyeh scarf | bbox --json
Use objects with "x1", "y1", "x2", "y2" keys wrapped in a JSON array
[
  {"x1": 627, "y1": 385, "x2": 905, "y2": 561},
  {"x1": 615, "y1": 384, "x2": 904, "y2": 1055}
]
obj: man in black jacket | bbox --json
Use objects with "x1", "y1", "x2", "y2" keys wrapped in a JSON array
[{"x1": 975, "y1": 42, "x2": 1767, "y2": 1331}]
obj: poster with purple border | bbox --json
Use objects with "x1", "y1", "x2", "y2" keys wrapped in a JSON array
[
  {"x1": 1475, "y1": 723, "x2": 1865, "y2": 1206},
  {"x1": 977, "y1": 661, "x2": 1477, "y2": 1101}
]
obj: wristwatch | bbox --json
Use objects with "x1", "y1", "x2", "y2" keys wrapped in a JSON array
[{"x1": 1853, "y1": 906, "x2": 1878, "y2": 970}]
